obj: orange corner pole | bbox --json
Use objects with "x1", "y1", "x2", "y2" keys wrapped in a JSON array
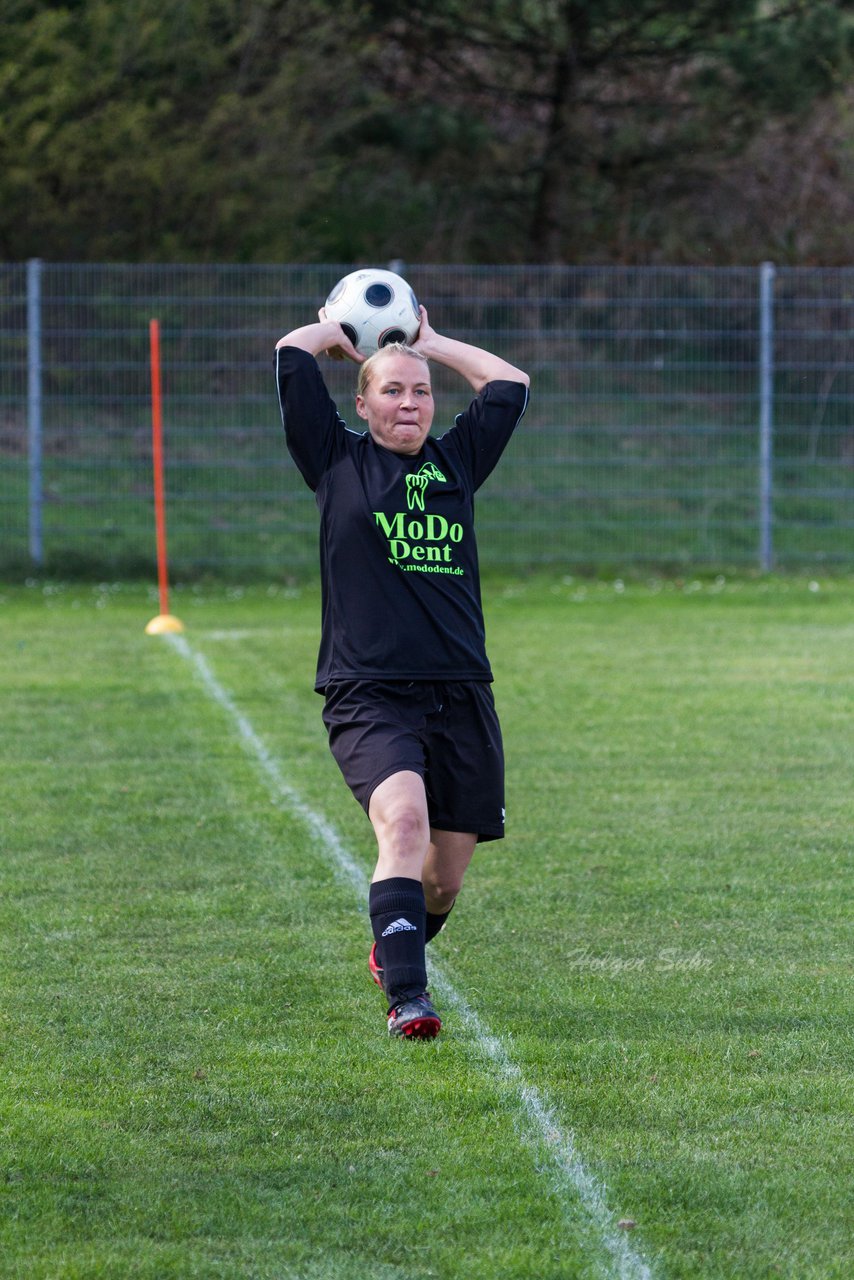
[
  {"x1": 145, "y1": 319, "x2": 183, "y2": 635},
  {"x1": 150, "y1": 318, "x2": 169, "y2": 615}
]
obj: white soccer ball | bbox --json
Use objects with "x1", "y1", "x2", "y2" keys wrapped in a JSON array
[{"x1": 323, "y1": 268, "x2": 421, "y2": 356}]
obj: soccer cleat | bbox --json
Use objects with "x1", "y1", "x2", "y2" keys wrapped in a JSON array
[
  {"x1": 387, "y1": 994, "x2": 441, "y2": 1040},
  {"x1": 368, "y1": 942, "x2": 385, "y2": 990}
]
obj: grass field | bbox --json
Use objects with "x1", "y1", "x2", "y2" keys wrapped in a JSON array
[{"x1": 1, "y1": 574, "x2": 852, "y2": 1279}]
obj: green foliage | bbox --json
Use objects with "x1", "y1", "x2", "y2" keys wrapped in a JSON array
[
  {"x1": 720, "y1": 2, "x2": 853, "y2": 114},
  {"x1": 0, "y1": 0, "x2": 373, "y2": 261},
  {"x1": 0, "y1": 1, "x2": 852, "y2": 262}
]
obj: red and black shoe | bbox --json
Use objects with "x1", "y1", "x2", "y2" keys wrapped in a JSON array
[
  {"x1": 387, "y1": 993, "x2": 442, "y2": 1040},
  {"x1": 368, "y1": 942, "x2": 384, "y2": 990}
]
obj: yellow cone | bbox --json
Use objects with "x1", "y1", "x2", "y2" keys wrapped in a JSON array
[{"x1": 145, "y1": 614, "x2": 185, "y2": 635}]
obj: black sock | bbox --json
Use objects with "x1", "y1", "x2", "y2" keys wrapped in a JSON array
[
  {"x1": 425, "y1": 900, "x2": 455, "y2": 944},
  {"x1": 369, "y1": 876, "x2": 427, "y2": 1008}
]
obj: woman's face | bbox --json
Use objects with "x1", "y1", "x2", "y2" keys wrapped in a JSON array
[{"x1": 355, "y1": 353, "x2": 434, "y2": 456}]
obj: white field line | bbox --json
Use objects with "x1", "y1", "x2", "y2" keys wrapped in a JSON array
[{"x1": 168, "y1": 633, "x2": 655, "y2": 1280}]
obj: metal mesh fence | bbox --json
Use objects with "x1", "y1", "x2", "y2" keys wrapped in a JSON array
[{"x1": 2, "y1": 262, "x2": 852, "y2": 578}]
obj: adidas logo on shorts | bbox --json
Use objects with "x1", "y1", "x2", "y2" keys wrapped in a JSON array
[{"x1": 381, "y1": 917, "x2": 417, "y2": 937}]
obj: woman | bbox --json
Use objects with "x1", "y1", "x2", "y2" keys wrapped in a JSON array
[{"x1": 275, "y1": 303, "x2": 529, "y2": 1038}]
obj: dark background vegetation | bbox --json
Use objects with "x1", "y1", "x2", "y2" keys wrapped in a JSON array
[{"x1": 2, "y1": 0, "x2": 852, "y2": 266}]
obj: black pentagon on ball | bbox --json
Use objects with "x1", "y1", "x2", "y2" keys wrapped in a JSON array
[
  {"x1": 365, "y1": 282, "x2": 393, "y2": 308},
  {"x1": 380, "y1": 329, "x2": 407, "y2": 346},
  {"x1": 341, "y1": 323, "x2": 358, "y2": 345}
]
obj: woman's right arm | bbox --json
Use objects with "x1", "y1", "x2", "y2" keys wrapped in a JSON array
[
  {"x1": 275, "y1": 340, "x2": 351, "y2": 490},
  {"x1": 276, "y1": 317, "x2": 364, "y2": 363}
]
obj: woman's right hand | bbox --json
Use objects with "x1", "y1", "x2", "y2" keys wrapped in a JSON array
[{"x1": 317, "y1": 309, "x2": 364, "y2": 363}]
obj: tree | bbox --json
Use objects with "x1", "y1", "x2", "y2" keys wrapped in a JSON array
[
  {"x1": 1, "y1": 0, "x2": 851, "y2": 262},
  {"x1": 365, "y1": 0, "x2": 854, "y2": 262},
  {"x1": 0, "y1": 0, "x2": 382, "y2": 261}
]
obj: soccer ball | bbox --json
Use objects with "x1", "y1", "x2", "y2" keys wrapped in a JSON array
[{"x1": 323, "y1": 268, "x2": 421, "y2": 356}]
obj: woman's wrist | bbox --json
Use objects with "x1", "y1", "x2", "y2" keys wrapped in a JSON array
[{"x1": 277, "y1": 320, "x2": 347, "y2": 355}]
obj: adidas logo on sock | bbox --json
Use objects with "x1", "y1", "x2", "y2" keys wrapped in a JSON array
[{"x1": 381, "y1": 917, "x2": 417, "y2": 937}]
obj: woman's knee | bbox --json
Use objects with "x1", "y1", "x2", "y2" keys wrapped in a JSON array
[{"x1": 380, "y1": 804, "x2": 429, "y2": 850}]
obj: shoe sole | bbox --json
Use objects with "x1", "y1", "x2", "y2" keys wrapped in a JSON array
[
  {"x1": 391, "y1": 1015, "x2": 442, "y2": 1040},
  {"x1": 386, "y1": 1008, "x2": 440, "y2": 1039}
]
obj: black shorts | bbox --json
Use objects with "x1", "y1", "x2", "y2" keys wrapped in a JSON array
[{"x1": 321, "y1": 679, "x2": 505, "y2": 842}]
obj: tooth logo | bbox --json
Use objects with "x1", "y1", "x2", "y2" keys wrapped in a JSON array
[{"x1": 406, "y1": 462, "x2": 446, "y2": 511}]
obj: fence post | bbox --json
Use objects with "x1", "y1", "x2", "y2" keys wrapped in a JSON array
[
  {"x1": 758, "y1": 261, "x2": 775, "y2": 572},
  {"x1": 27, "y1": 257, "x2": 44, "y2": 567}
]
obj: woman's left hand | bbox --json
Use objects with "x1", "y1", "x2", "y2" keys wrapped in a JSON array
[{"x1": 411, "y1": 305, "x2": 436, "y2": 355}]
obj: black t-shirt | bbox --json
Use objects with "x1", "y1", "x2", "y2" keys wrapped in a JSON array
[{"x1": 275, "y1": 346, "x2": 528, "y2": 692}]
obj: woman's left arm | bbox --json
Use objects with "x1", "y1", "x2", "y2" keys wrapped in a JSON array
[{"x1": 412, "y1": 307, "x2": 529, "y2": 394}]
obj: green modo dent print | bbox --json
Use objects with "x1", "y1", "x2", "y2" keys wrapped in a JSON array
[
  {"x1": 374, "y1": 509, "x2": 465, "y2": 573},
  {"x1": 405, "y1": 462, "x2": 447, "y2": 511}
]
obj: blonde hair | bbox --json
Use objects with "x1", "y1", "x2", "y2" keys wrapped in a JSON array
[{"x1": 356, "y1": 343, "x2": 430, "y2": 397}]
